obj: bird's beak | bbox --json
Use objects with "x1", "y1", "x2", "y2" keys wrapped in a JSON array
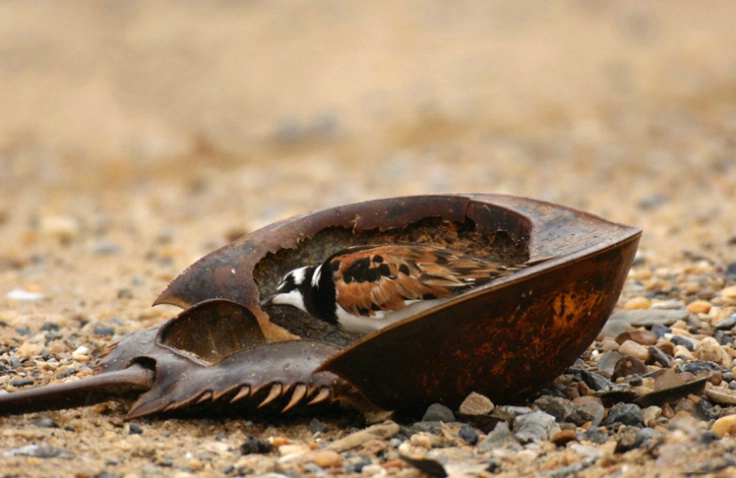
[{"x1": 259, "y1": 295, "x2": 275, "y2": 308}]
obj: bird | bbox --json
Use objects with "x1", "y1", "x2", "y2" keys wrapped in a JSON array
[{"x1": 260, "y1": 243, "x2": 527, "y2": 335}]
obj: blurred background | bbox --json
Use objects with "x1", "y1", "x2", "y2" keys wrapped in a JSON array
[{"x1": 1, "y1": 1, "x2": 736, "y2": 294}]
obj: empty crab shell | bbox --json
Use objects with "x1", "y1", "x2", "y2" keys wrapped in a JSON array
[{"x1": 156, "y1": 194, "x2": 641, "y2": 411}]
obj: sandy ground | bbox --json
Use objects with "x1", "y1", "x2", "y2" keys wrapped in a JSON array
[{"x1": 2, "y1": 2, "x2": 736, "y2": 477}]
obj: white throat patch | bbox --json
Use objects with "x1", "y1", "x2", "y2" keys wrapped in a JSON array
[{"x1": 270, "y1": 289, "x2": 307, "y2": 312}]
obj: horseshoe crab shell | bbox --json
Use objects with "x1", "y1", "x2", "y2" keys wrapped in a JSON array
[{"x1": 156, "y1": 194, "x2": 641, "y2": 411}]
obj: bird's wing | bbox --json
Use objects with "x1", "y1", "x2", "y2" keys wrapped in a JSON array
[{"x1": 327, "y1": 244, "x2": 516, "y2": 318}]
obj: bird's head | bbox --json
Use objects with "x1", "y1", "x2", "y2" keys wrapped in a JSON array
[{"x1": 259, "y1": 266, "x2": 313, "y2": 313}]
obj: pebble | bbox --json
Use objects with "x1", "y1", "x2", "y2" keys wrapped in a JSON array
[
  {"x1": 687, "y1": 300, "x2": 712, "y2": 315},
  {"x1": 4, "y1": 444, "x2": 75, "y2": 459},
  {"x1": 711, "y1": 415, "x2": 736, "y2": 437},
  {"x1": 641, "y1": 406, "x2": 662, "y2": 427},
  {"x1": 93, "y1": 325, "x2": 116, "y2": 336},
  {"x1": 605, "y1": 403, "x2": 643, "y2": 427},
  {"x1": 534, "y1": 396, "x2": 592, "y2": 426},
  {"x1": 597, "y1": 351, "x2": 625, "y2": 375},
  {"x1": 612, "y1": 355, "x2": 648, "y2": 379},
  {"x1": 585, "y1": 427, "x2": 609, "y2": 445},
  {"x1": 618, "y1": 340, "x2": 650, "y2": 362},
  {"x1": 240, "y1": 437, "x2": 275, "y2": 455},
  {"x1": 458, "y1": 392, "x2": 494, "y2": 416},
  {"x1": 623, "y1": 297, "x2": 650, "y2": 310},
  {"x1": 422, "y1": 403, "x2": 455, "y2": 422},
  {"x1": 309, "y1": 450, "x2": 343, "y2": 468},
  {"x1": 616, "y1": 329, "x2": 658, "y2": 346},
  {"x1": 721, "y1": 286, "x2": 736, "y2": 299},
  {"x1": 551, "y1": 429, "x2": 579, "y2": 446},
  {"x1": 477, "y1": 422, "x2": 515, "y2": 451},
  {"x1": 458, "y1": 424, "x2": 479, "y2": 445},
  {"x1": 612, "y1": 309, "x2": 689, "y2": 327},
  {"x1": 40, "y1": 215, "x2": 81, "y2": 241},
  {"x1": 673, "y1": 345, "x2": 695, "y2": 360},
  {"x1": 5, "y1": 288, "x2": 46, "y2": 302},
  {"x1": 599, "y1": 337, "x2": 620, "y2": 351},
  {"x1": 648, "y1": 345, "x2": 673, "y2": 367},
  {"x1": 327, "y1": 421, "x2": 400, "y2": 452},
  {"x1": 512, "y1": 410, "x2": 558, "y2": 443},
  {"x1": 670, "y1": 335, "x2": 696, "y2": 351},
  {"x1": 705, "y1": 386, "x2": 736, "y2": 405},
  {"x1": 696, "y1": 337, "x2": 726, "y2": 364},
  {"x1": 15, "y1": 342, "x2": 43, "y2": 359},
  {"x1": 492, "y1": 405, "x2": 533, "y2": 420},
  {"x1": 598, "y1": 314, "x2": 634, "y2": 339},
  {"x1": 572, "y1": 398, "x2": 605, "y2": 427},
  {"x1": 308, "y1": 418, "x2": 328, "y2": 434},
  {"x1": 714, "y1": 314, "x2": 736, "y2": 330}
]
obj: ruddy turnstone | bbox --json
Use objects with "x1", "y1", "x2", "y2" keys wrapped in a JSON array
[{"x1": 260, "y1": 243, "x2": 527, "y2": 334}]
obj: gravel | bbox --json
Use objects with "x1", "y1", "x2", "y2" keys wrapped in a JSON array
[{"x1": 3, "y1": 3, "x2": 736, "y2": 477}]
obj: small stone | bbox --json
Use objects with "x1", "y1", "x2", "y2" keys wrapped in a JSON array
[
  {"x1": 308, "y1": 418, "x2": 328, "y2": 434},
  {"x1": 612, "y1": 309, "x2": 689, "y2": 327},
  {"x1": 711, "y1": 415, "x2": 736, "y2": 437},
  {"x1": 573, "y1": 369, "x2": 613, "y2": 391},
  {"x1": 422, "y1": 403, "x2": 455, "y2": 423},
  {"x1": 40, "y1": 215, "x2": 81, "y2": 241},
  {"x1": 599, "y1": 338, "x2": 620, "y2": 351},
  {"x1": 534, "y1": 396, "x2": 590, "y2": 425},
  {"x1": 551, "y1": 429, "x2": 579, "y2": 446},
  {"x1": 309, "y1": 450, "x2": 343, "y2": 468},
  {"x1": 410, "y1": 432, "x2": 438, "y2": 449},
  {"x1": 30, "y1": 416, "x2": 58, "y2": 428},
  {"x1": 705, "y1": 386, "x2": 736, "y2": 405},
  {"x1": 327, "y1": 421, "x2": 400, "y2": 452},
  {"x1": 10, "y1": 379, "x2": 34, "y2": 387},
  {"x1": 697, "y1": 337, "x2": 726, "y2": 364},
  {"x1": 458, "y1": 424, "x2": 479, "y2": 445},
  {"x1": 5, "y1": 288, "x2": 46, "y2": 302},
  {"x1": 697, "y1": 398, "x2": 719, "y2": 420},
  {"x1": 512, "y1": 410, "x2": 558, "y2": 443},
  {"x1": 597, "y1": 351, "x2": 625, "y2": 375},
  {"x1": 714, "y1": 314, "x2": 736, "y2": 330},
  {"x1": 93, "y1": 325, "x2": 116, "y2": 337},
  {"x1": 670, "y1": 334, "x2": 696, "y2": 350},
  {"x1": 477, "y1": 422, "x2": 515, "y2": 451},
  {"x1": 3, "y1": 444, "x2": 75, "y2": 459},
  {"x1": 618, "y1": 340, "x2": 650, "y2": 362},
  {"x1": 240, "y1": 437, "x2": 274, "y2": 455},
  {"x1": 679, "y1": 360, "x2": 720, "y2": 375},
  {"x1": 15, "y1": 342, "x2": 44, "y2": 359},
  {"x1": 585, "y1": 427, "x2": 609, "y2": 444},
  {"x1": 492, "y1": 405, "x2": 533, "y2": 420},
  {"x1": 641, "y1": 406, "x2": 662, "y2": 427},
  {"x1": 687, "y1": 300, "x2": 712, "y2": 315},
  {"x1": 572, "y1": 398, "x2": 605, "y2": 427},
  {"x1": 673, "y1": 345, "x2": 695, "y2": 360},
  {"x1": 458, "y1": 392, "x2": 494, "y2": 416},
  {"x1": 623, "y1": 297, "x2": 651, "y2": 310},
  {"x1": 721, "y1": 286, "x2": 736, "y2": 299},
  {"x1": 648, "y1": 345, "x2": 673, "y2": 367},
  {"x1": 612, "y1": 355, "x2": 648, "y2": 380},
  {"x1": 605, "y1": 403, "x2": 643, "y2": 427},
  {"x1": 598, "y1": 314, "x2": 634, "y2": 339},
  {"x1": 616, "y1": 329, "x2": 658, "y2": 346},
  {"x1": 128, "y1": 423, "x2": 144, "y2": 435},
  {"x1": 651, "y1": 300, "x2": 686, "y2": 310}
]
